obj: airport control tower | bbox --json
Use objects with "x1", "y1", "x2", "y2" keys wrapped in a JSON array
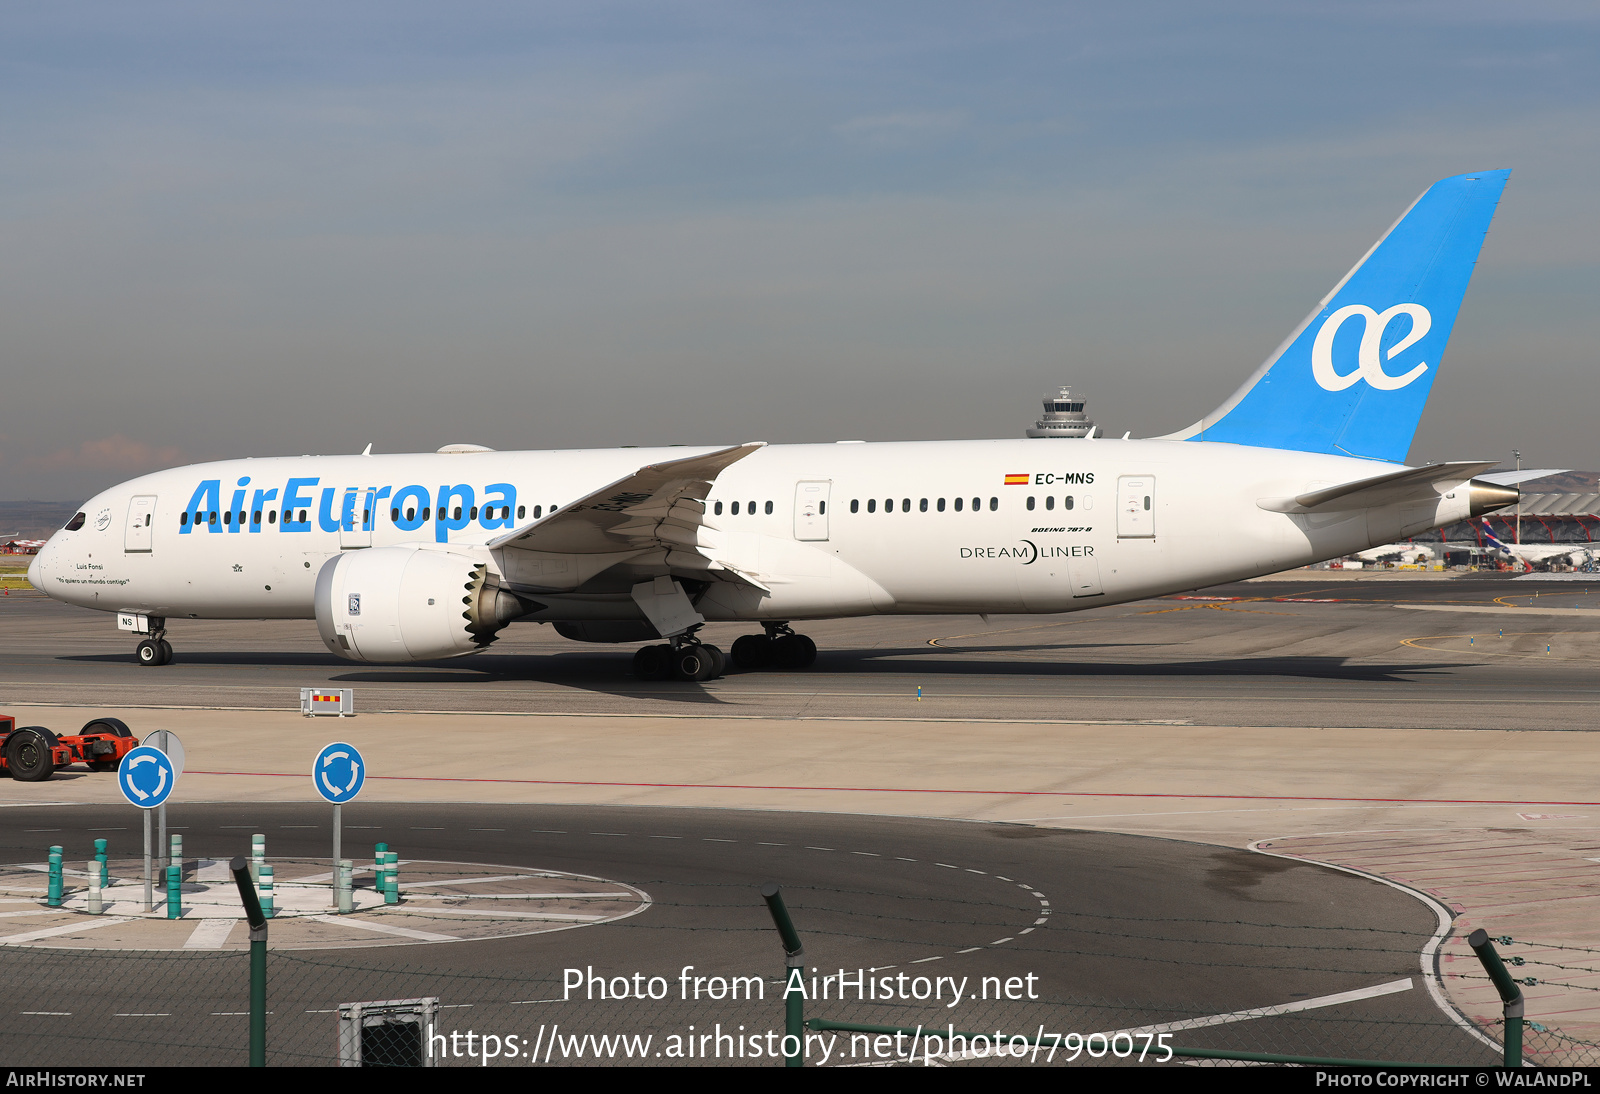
[{"x1": 1025, "y1": 386, "x2": 1096, "y2": 438}]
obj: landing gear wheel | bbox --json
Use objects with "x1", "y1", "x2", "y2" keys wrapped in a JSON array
[
  {"x1": 136, "y1": 639, "x2": 161, "y2": 666},
  {"x1": 157, "y1": 639, "x2": 172, "y2": 665},
  {"x1": 699, "y1": 644, "x2": 727, "y2": 679},
  {"x1": 633, "y1": 644, "x2": 672, "y2": 681},
  {"x1": 730, "y1": 634, "x2": 772, "y2": 669},
  {"x1": 672, "y1": 646, "x2": 718, "y2": 681},
  {"x1": 771, "y1": 633, "x2": 817, "y2": 669},
  {"x1": 4, "y1": 728, "x2": 57, "y2": 782}
]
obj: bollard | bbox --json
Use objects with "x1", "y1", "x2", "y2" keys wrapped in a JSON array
[
  {"x1": 251, "y1": 834, "x2": 265, "y2": 883},
  {"x1": 761, "y1": 883, "x2": 806, "y2": 1068},
  {"x1": 1469, "y1": 929, "x2": 1524, "y2": 1067},
  {"x1": 383, "y1": 851, "x2": 400, "y2": 904},
  {"x1": 170, "y1": 834, "x2": 184, "y2": 880},
  {"x1": 87, "y1": 859, "x2": 102, "y2": 915},
  {"x1": 338, "y1": 859, "x2": 353, "y2": 914},
  {"x1": 229, "y1": 857, "x2": 268, "y2": 1067},
  {"x1": 259, "y1": 864, "x2": 275, "y2": 919},
  {"x1": 165, "y1": 865, "x2": 182, "y2": 919},
  {"x1": 47, "y1": 848, "x2": 63, "y2": 908},
  {"x1": 94, "y1": 838, "x2": 108, "y2": 888}
]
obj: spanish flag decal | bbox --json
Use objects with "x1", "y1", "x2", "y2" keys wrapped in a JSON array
[{"x1": 1004, "y1": 474, "x2": 1030, "y2": 485}]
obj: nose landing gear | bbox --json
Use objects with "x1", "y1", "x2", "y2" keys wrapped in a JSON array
[{"x1": 134, "y1": 619, "x2": 172, "y2": 666}]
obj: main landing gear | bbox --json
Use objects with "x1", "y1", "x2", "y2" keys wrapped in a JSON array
[
  {"x1": 632, "y1": 629, "x2": 727, "y2": 682},
  {"x1": 134, "y1": 618, "x2": 173, "y2": 667},
  {"x1": 729, "y1": 622, "x2": 817, "y2": 671}
]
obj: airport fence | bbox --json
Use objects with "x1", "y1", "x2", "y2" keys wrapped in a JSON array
[{"x1": 1, "y1": 875, "x2": 1597, "y2": 1067}]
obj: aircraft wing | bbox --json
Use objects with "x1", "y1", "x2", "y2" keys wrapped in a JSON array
[
  {"x1": 1259, "y1": 461, "x2": 1500, "y2": 514},
  {"x1": 488, "y1": 443, "x2": 766, "y2": 591}
]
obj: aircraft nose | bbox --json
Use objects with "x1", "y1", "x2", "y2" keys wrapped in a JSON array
[{"x1": 26, "y1": 538, "x2": 53, "y2": 589}]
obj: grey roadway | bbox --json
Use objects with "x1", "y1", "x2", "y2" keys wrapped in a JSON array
[
  {"x1": 0, "y1": 802, "x2": 1493, "y2": 1066},
  {"x1": 4, "y1": 576, "x2": 1599, "y2": 731}
]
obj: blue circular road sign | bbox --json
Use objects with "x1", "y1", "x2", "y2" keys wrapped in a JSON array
[
  {"x1": 312, "y1": 742, "x2": 366, "y2": 804},
  {"x1": 117, "y1": 746, "x2": 177, "y2": 809}
]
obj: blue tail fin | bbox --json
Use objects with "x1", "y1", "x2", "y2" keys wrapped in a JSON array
[{"x1": 1171, "y1": 170, "x2": 1510, "y2": 463}]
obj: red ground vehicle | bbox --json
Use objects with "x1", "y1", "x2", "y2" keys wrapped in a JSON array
[{"x1": 0, "y1": 716, "x2": 139, "y2": 782}]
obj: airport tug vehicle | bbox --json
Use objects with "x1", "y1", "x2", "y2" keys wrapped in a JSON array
[{"x1": 0, "y1": 716, "x2": 138, "y2": 782}]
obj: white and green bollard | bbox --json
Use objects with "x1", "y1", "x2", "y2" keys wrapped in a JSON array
[
  {"x1": 87, "y1": 859, "x2": 102, "y2": 915},
  {"x1": 337, "y1": 859, "x2": 353, "y2": 914},
  {"x1": 259, "y1": 864, "x2": 275, "y2": 919},
  {"x1": 250, "y1": 834, "x2": 265, "y2": 883},
  {"x1": 384, "y1": 851, "x2": 400, "y2": 905},
  {"x1": 47, "y1": 847, "x2": 63, "y2": 908},
  {"x1": 165, "y1": 865, "x2": 182, "y2": 919},
  {"x1": 169, "y1": 834, "x2": 183, "y2": 880},
  {"x1": 94, "y1": 838, "x2": 109, "y2": 888}
]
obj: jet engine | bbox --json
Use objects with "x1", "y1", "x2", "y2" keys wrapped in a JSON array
[{"x1": 314, "y1": 546, "x2": 536, "y2": 663}]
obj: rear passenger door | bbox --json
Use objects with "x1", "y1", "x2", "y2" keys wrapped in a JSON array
[{"x1": 1117, "y1": 476, "x2": 1155, "y2": 538}]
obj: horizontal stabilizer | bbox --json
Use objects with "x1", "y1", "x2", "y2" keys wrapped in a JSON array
[{"x1": 1258, "y1": 461, "x2": 1499, "y2": 514}]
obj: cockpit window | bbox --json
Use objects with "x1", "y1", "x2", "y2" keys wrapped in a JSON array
[{"x1": 65, "y1": 512, "x2": 85, "y2": 531}]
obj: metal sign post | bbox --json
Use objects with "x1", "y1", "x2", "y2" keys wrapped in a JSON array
[
  {"x1": 117, "y1": 745, "x2": 177, "y2": 913},
  {"x1": 143, "y1": 731, "x2": 186, "y2": 871},
  {"x1": 312, "y1": 742, "x2": 366, "y2": 909}
]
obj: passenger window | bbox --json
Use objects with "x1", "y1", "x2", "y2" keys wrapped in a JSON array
[
  {"x1": 714, "y1": 501, "x2": 723, "y2": 516},
  {"x1": 405, "y1": 508, "x2": 415, "y2": 521},
  {"x1": 180, "y1": 513, "x2": 188, "y2": 526},
  {"x1": 919, "y1": 498, "x2": 927, "y2": 512},
  {"x1": 422, "y1": 508, "x2": 430, "y2": 521},
  {"x1": 453, "y1": 507, "x2": 462, "y2": 520},
  {"x1": 765, "y1": 500, "x2": 773, "y2": 515},
  {"x1": 299, "y1": 509, "x2": 308, "y2": 523},
  {"x1": 972, "y1": 497, "x2": 980, "y2": 512},
  {"x1": 1045, "y1": 496, "x2": 1054, "y2": 511},
  {"x1": 65, "y1": 512, "x2": 86, "y2": 531},
  {"x1": 732, "y1": 501, "x2": 741, "y2": 515},
  {"x1": 901, "y1": 499, "x2": 910, "y2": 513},
  {"x1": 989, "y1": 497, "x2": 998, "y2": 511},
  {"x1": 391, "y1": 508, "x2": 399, "y2": 522},
  {"x1": 1026, "y1": 496, "x2": 1035, "y2": 510},
  {"x1": 937, "y1": 498, "x2": 945, "y2": 512},
  {"x1": 209, "y1": 512, "x2": 217, "y2": 525},
  {"x1": 533, "y1": 505, "x2": 542, "y2": 519},
  {"x1": 1064, "y1": 496, "x2": 1074, "y2": 510},
  {"x1": 851, "y1": 499, "x2": 859, "y2": 513},
  {"x1": 269, "y1": 511, "x2": 277, "y2": 524},
  {"x1": 748, "y1": 500, "x2": 756, "y2": 514},
  {"x1": 254, "y1": 510, "x2": 262, "y2": 524},
  {"x1": 470, "y1": 506, "x2": 478, "y2": 520},
  {"x1": 867, "y1": 499, "x2": 876, "y2": 513},
  {"x1": 518, "y1": 505, "x2": 526, "y2": 519},
  {"x1": 954, "y1": 497, "x2": 963, "y2": 512},
  {"x1": 884, "y1": 498, "x2": 893, "y2": 513}
]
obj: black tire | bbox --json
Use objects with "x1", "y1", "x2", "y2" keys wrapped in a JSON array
[
  {"x1": 5, "y1": 729, "x2": 57, "y2": 782},
  {"x1": 772, "y1": 634, "x2": 818, "y2": 669},
  {"x1": 157, "y1": 640, "x2": 173, "y2": 666},
  {"x1": 81, "y1": 717, "x2": 132, "y2": 739},
  {"x1": 700, "y1": 645, "x2": 726, "y2": 679},
  {"x1": 672, "y1": 646, "x2": 717, "y2": 681},
  {"x1": 632, "y1": 644, "x2": 671, "y2": 681},
  {"x1": 729, "y1": 634, "x2": 771, "y2": 670},
  {"x1": 136, "y1": 640, "x2": 160, "y2": 667}
]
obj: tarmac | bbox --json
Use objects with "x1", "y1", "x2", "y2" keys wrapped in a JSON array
[{"x1": 2, "y1": 575, "x2": 1598, "y2": 1057}]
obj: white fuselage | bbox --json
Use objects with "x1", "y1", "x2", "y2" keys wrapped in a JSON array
[{"x1": 29, "y1": 438, "x2": 1467, "y2": 627}]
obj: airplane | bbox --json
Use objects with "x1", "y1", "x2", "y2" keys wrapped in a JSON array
[
  {"x1": 1477, "y1": 519, "x2": 1597, "y2": 570},
  {"x1": 30, "y1": 169, "x2": 1525, "y2": 680},
  {"x1": 1352, "y1": 543, "x2": 1440, "y2": 566}
]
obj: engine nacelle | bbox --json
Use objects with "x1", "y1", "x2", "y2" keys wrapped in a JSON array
[{"x1": 314, "y1": 546, "x2": 534, "y2": 663}]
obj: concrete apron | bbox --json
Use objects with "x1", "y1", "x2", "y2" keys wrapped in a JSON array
[{"x1": 4, "y1": 704, "x2": 1598, "y2": 1052}]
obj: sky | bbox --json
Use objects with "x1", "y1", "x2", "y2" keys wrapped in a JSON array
[{"x1": 2, "y1": 1, "x2": 1598, "y2": 502}]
